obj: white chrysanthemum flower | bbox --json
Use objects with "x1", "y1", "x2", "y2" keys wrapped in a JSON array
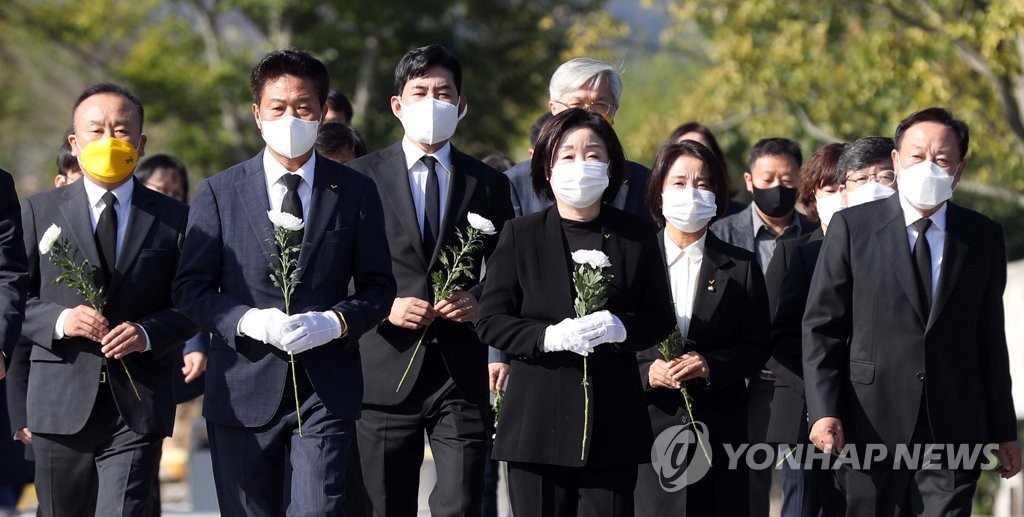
[
  {"x1": 571, "y1": 249, "x2": 611, "y2": 269},
  {"x1": 267, "y1": 210, "x2": 304, "y2": 231},
  {"x1": 466, "y1": 212, "x2": 497, "y2": 235},
  {"x1": 38, "y1": 224, "x2": 62, "y2": 255}
]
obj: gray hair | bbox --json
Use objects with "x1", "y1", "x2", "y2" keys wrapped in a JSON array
[{"x1": 548, "y1": 58, "x2": 623, "y2": 104}]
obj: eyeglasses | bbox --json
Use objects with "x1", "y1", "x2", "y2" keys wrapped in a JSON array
[
  {"x1": 846, "y1": 170, "x2": 896, "y2": 187},
  {"x1": 552, "y1": 99, "x2": 617, "y2": 116}
]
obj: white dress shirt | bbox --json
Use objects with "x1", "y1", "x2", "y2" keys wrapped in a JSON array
[
  {"x1": 665, "y1": 232, "x2": 707, "y2": 339},
  {"x1": 900, "y1": 193, "x2": 947, "y2": 299},
  {"x1": 402, "y1": 137, "x2": 452, "y2": 237},
  {"x1": 263, "y1": 149, "x2": 315, "y2": 222}
]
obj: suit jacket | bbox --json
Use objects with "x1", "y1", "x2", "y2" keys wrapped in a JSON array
[
  {"x1": 21, "y1": 179, "x2": 196, "y2": 436},
  {"x1": 709, "y1": 203, "x2": 815, "y2": 257},
  {"x1": 504, "y1": 159, "x2": 653, "y2": 220},
  {"x1": 346, "y1": 141, "x2": 514, "y2": 407},
  {"x1": 0, "y1": 169, "x2": 28, "y2": 360},
  {"x1": 803, "y1": 195, "x2": 1016, "y2": 449},
  {"x1": 765, "y1": 237, "x2": 823, "y2": 444},
  {"x1": 173, "y1": 151, "x2": 396, "y2": 427},
  {"x1": 476, "y1": 205, "x2": 675, "y2": 467},
  {"x1": 638, "y1": 231, "x2": 771, "y2": 432}
]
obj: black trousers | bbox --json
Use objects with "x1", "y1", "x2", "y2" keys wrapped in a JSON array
[
  {"x1": 507, "y1": 461, "x2": 637, "y2": 517},
  {"x1": 33, "y1": 383, "x2": 163, "y2": 517},
  {"x1": 358, "y1": 375, "x2": 488, "y2": 517},
  {"x1": 208, "y1": 371, "x2": 354, "y2": 517}
]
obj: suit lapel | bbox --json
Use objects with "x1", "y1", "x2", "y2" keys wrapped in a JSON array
[
  {"x1": 541, "y1": 207, "x2": 575, "y2": 317},
  {"x1": 234, "y1": 153, "x2": 276, "y2": 261},
  {"x1": 374, "y1": 143, "x2": 427, "y2": 266},
  {"x1": 432, "y1": 149, "x2": 478, "y2": 267},
  {"x1": 58, "y1": 181, "x2": 103, "y2": 271},
  {"x1": 297, "y1": 157, "x2": 340, "y2": 277},
  {"x1": 686, "y1": 234, "x2": 730, "y2": 343},
  {"x1": 927, "y1": 203, "x2": 967, "y2": 329},
  {"x1": 107, "y1": 182, "x2": 157, "y2": 297},
  {"x1": 876, "y1": 195, "x2": 927, "y2": 325}
]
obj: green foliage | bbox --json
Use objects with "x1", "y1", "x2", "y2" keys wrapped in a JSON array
[
  {"x1": 48, "y1": 238, "x2": 106, "y2": 311},
  {"x1": 571, "y1": 264, "x2": 612, "y2": 317},
  {"x1": 431, "y1": 225, "x2": 485, "y2": 302},
  {"x1": 268, "y1": 227, "x2": 302, "y2": 315}
]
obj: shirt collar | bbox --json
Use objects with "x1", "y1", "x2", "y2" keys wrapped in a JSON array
[
  {"x1": 751, "y1": 203, "x2": 802, "y2": 236},
  {"x1": 899, "y1": 193, "x2": 948, "y2": 232},
  {"x1": 664, "y1": 231, "x2": 707, "y2": 267},
  {"x1": 83, "y1": 175, "x2": 134, "y2": 209},
  {"x1": 262, "y1": 149, "x2": 316, "y2": 189},
  {"x1": 402, "y1": 137, "x2": 453, "y2": 173}
]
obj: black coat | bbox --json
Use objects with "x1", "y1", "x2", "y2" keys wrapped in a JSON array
[
  {"x1": 0, "y1": 169, "x2": 27, "y2": 360},
  {"x1": 803, "y1": 195, "x2": 1017, "y2": 449},
  {"x1": 346, "y1": 142, "x2": 515, "y2": 407},
  {"x1": 476, "y1": 205, "x2": 675, "y2": 467}
]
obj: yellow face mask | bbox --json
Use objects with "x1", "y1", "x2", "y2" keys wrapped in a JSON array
[{"x1": 78, "y1": 137, "x2": 139, "y2": 184}]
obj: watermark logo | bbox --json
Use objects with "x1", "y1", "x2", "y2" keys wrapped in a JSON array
[{"x1": 650, "y1": 421, "x2": 713, "y2": 491}]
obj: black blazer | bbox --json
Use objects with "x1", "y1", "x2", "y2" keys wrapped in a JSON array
[
  {"x1": 0, "y1": 169, "x2": 27, "y2": 360},
  {"x1": 347, "y1": 142, "x2": 514, "y2": 406},
  {"x1": 765, "y1": 237, "x2": 823, "y2": 444},
  {"x1": 173, "y1": 152, "x2": 396, "y2": 427},
  {"x1": 21, "y1": 179, "x2": 196, "y2": 436},
  {"x1": 803, "y1": 195, "x2": 1017, "y2": 449},
  {"x1": 476, "y1": 205, "x2": 675, "y2": 467},
  {"x1": 638, "y1": 231, "x2": 771, "y2": 429}
]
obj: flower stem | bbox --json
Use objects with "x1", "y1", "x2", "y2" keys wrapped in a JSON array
[
  {"x1": 396, "y1": 326, "x2": 429, "y2": 392},
  {"x1": 291, "y1": 352, "x2": 303, "y2": 437},
  {"x1": 120, "y1": 359, "x2": 141, "y2": 401},
  {"x1": 681, "y1": 386, "x2": 711, "y2": 466},
  {"x1": 580, "y1": 356, "x2": 590, "y2": 461}
]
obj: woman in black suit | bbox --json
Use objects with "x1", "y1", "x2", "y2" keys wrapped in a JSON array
[
  {"x1": 635, "y1": 141, "x2": 771, "y2": 516},
  {"x1": 476, "y1": 109, "x2": 674, "y2": 516}
]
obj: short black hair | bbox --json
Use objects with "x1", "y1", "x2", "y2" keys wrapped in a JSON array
[
  {"x1": 57, "y1": 128, "x2": 78, "y2": 176},
  {"x1": 646, "y1": 141, "x2": 730, "y2": 226},
  {"x1": 748, "y1": 137, "x2": 802, "y2": 171},
  {"x1": 250, "y1": 49, "x2": 330, "y2": 107},
  {"x1": 894, "y1": 107, "x2": 969, "y2": 160},
  {"x1": 315, "y1": 122, "x2": 367, "y2": 161},
  {"x1": 72, "y1": 83, "x2": 145, "y2": 129},
  {"x1": 394, "y1": 44, "x2": 463, "y2": 96},
  {"x1": 530, "y1": 108, "x2": 625, "y2": 203},
  {"x1": 836, "y1": 136, "x2": 894, "y2": 183},
  {"x1": 327, "y1": 89, "x2": 354, "y2": 121},
  {"x1": 135, "y1": 154, "x2": 189, "y2": 200},
  {"x1": 530, "y1": 112, "x2": 553, "y2": 147}
]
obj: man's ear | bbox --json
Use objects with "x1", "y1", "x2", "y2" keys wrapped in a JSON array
[
  {"x1": 137, "y1": 134, "x2": 147, "y2": 159},
  {"x1": 252, "y1": 103, "x2": 262, "y2": 131},
  {"x1": 952, "y1": 159, "x2": 968, "y2": 189},
  {"x1": 743, "y1": 172, "x2": 754, "y2": 193},
  {"x1": 390, "y1": 96, "x2": 403, "y2": 118},
  {"x1": 458, "y1": 96, "x2": 468, "y2": 117}
]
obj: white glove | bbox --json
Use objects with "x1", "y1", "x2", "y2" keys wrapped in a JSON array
[
  {"x1": 280, "y1": 311, "x2": 343, "y2": 354},
  {"x1": 574, "y1": 310, "x2": 627, "y2": 346},
  {"x1": 543, "y1": 318, "x2": 601, "y2": 356},
  {"x1": 237, "y1": 308, "x2": 290, "y2": 350}
]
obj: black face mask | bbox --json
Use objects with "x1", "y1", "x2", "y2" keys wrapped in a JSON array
[{"x1": 752, "y1": 185, "x2": 798, "y2": 218}]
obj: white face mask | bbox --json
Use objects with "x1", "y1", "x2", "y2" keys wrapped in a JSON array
[
  {"x1": 898, "y1": 159, "x2": 955, "y2": 210},
  {"x1": 549, "y1": 161, "x2": 609, "y2": 208},
  {"x1": 662, "y1": 187, "x2": 717, "y2": 233},
  {"x1": 399, "y1": 98, "x2": 466, "y2": 145},
  {"x1": 815, "y1": 191, "x2": 845, "y2": 228},
  {"x1": 846, "y1": 180, "x2": 896, "y2": 208},
  {"x1": 260, "y1": 115, "x2": 319, "y2": 159}
]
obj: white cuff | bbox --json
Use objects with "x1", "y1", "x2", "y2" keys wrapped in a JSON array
[
  {"x1": 137, "y1": 323, "x2": 152, "y2": 352},
  {"x1": 236, "y1": 308, "x2": 259, "y2": 337},
  {"x1": 54, "y1": 308, "x2": 72, "y2": 339}
]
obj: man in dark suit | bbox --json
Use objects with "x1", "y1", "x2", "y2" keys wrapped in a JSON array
[
  {"x1": 19, "y1": 83, "x2": 196, "y2": 517},
  {"x1": 709, "y1": 137, "x2": 813, "y2": 517},
  {"x1": 1, "y1": 168, "x2": 27, "y2": 374},
  {"x1": 173, "y1": 49, "x2": 395, "y2": 516},
  {"x1": 346, "y1": 44, "x2": 514, "y2": 517},
  {"x1": 804, "y1": 107, "x2": 1020, "y2": 515}
]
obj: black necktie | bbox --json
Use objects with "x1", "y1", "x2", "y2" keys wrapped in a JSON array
[
  {"x1": 95, "y1": 191, "x2": 118, "y2": 285},
  {"x1": 281, "y1": 174, "x2": 304, "y2": 248},
  {"x1": 421, "y1": 156, "x2": 440, "y2": 261},
  {"x1": 912, "y1": 218, "x2": 933, "y2": 311}
]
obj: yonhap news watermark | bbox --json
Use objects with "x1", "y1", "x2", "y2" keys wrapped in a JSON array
[{"x1": 651, "y1": 421, "x2": 1005, "y2": 491}]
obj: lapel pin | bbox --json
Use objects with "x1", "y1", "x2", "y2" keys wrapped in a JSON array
[
  {"x1": 330, "y1": 184, "x2": 339, "y2": 190},
  {"x1": 603, "y1": 233, "x2": 611, "y2": 239},
  {"x1": 707, "y1": 279, "x2": 716, "y2": 292}
]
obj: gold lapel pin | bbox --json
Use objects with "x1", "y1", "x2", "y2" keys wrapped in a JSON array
[
  {"x1": 330, "y1": 184, "x2": 339, "y2": 190},
  {"x1": 603, "y1": 233, "x2": 611, "y2": 239},
  {"x1": 707, "y1": 279, "x2": 716, "y2": 292}
]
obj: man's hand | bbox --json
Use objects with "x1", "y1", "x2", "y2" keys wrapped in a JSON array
[
  {"x1": 238, "y1": 308, "x2": 290, "y2": 350},
  {"x1": 994, "y1": 441, "x2": 1021, "y2": 479},
  {"x1": 15, "y1": 427, "x2": 31, "y2": 445},
  {"x1": 280, "y1": 311, "x2": 343, "y2": 354},
  {"x1": 182, "y1": 351, "x2": 207, "y2": 383},
  {"x1": 809, "y1": 417, "x2": 845, "y2": 455},
  {"x1": 649, "y1": 358, "x2": 681, "y2": 389},
  {"x1": 435, "y1": 292, "x2": 478, "y2": 323},
  {"x1": 64, "y1": 305, "x2": 109, "y2": 342},
  {"x1": 101, "y1": 322, "x2": 147, "y2": 359},
  {"x1": 488, "y1": 362, "x2": 509, "y2": 394},
  {"x1": 675, "y1": 352, "x2": 710, "y2": 382},
  {"x1": 389, "y1": 297, "x2": 435, "y2": 329}
]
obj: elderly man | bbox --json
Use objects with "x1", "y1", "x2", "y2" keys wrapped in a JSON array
[{"x1": 804, "y1": 107, "x2": 1020, "y2": 515}]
